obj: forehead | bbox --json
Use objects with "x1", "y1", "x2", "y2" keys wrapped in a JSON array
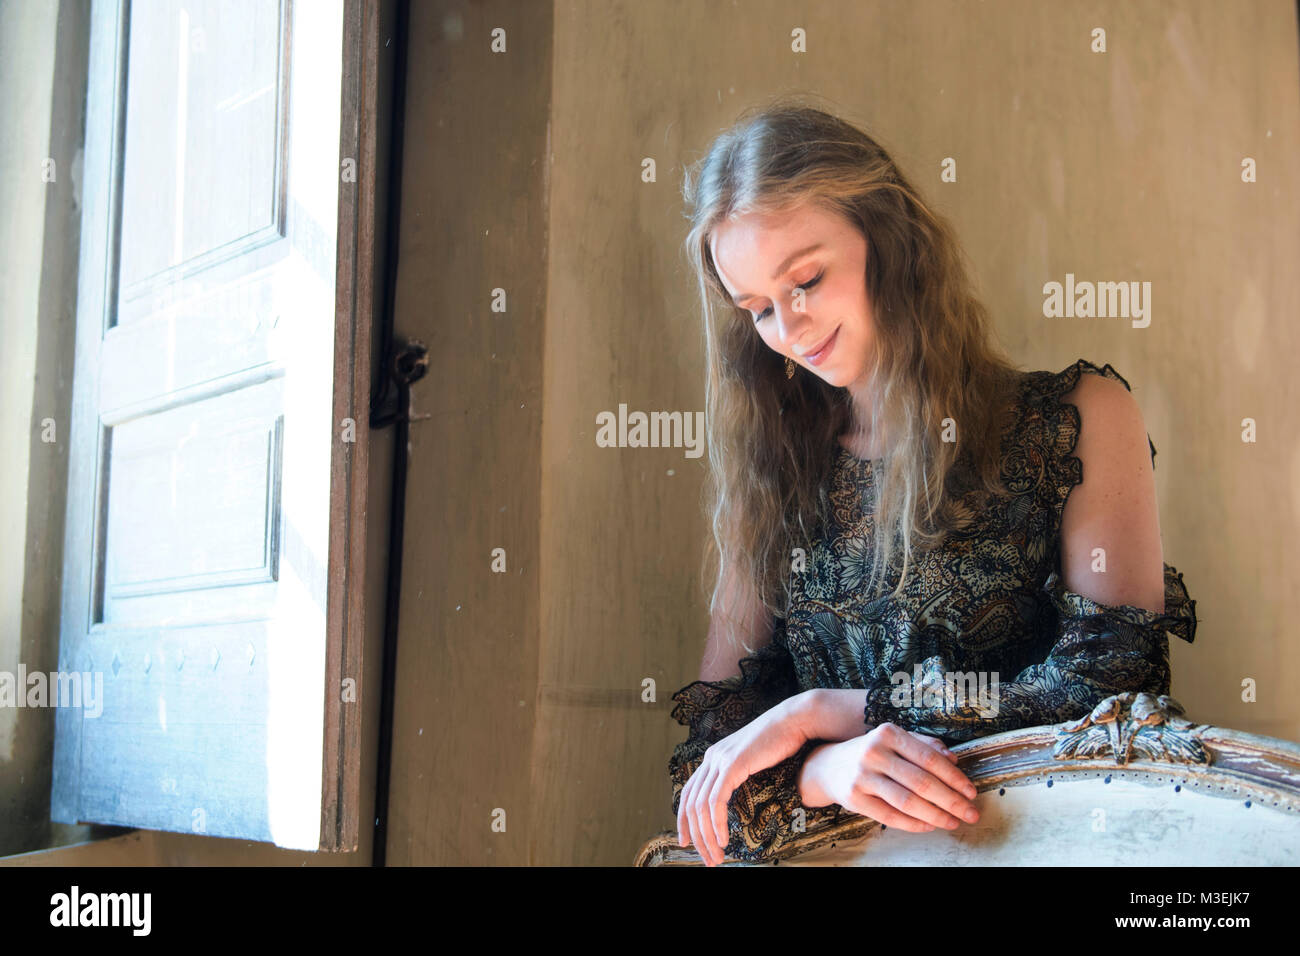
[{"x1": 709, "y1": 202, "x2": 848, "y2": 296}]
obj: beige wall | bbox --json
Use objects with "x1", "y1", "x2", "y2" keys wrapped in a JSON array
[
  {"x1": 392, "y1": 0, "x2": 1300, "y2": 865},
  {"x1": 381, "y1": 0, "x2": 552, "y2": 865}
]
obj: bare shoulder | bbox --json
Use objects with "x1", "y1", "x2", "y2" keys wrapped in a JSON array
[
  {"x1": 1061, "y1": 369, "x2": 1145, "y2": 442},
  {"x1": 1056, "y1": 370, "x2": 1165, "y2": 612}
]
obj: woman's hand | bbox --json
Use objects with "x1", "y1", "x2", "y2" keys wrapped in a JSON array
[
  {"x1": 802, "y1": 722, "x2": 980, "y2": 832},
  {"x1": 675, "y1": 693, "x2": 814, "y2": 867}
]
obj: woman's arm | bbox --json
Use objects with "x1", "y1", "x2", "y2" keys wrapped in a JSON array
[
  {"x1": 797, "y1": 688, "x2": 881, "y2": 741},
  {"x1": 1056, "y1": 370, "x2": 1165, "y2": 612},
  {"x1": 699, "y1": 557, "x2": 775, "y2": 681}
]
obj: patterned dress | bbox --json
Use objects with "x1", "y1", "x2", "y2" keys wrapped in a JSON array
[{"x1": 668, "y1": 359, "x2": 1198, "y2": 863}]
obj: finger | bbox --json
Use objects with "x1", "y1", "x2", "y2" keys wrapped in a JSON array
[
  {"x1": 893, "y1": 730, "x2": 978, "y2": 800},
  {"x1": 691, "y1": 765, "x2": 723, "y2": 866},
  {"x1": 684, "y1": 803, "x2": 708, "y2": 865},
  {"x1": 705, "y1": 769, "x2": 737, "y2": 853},
  {"x1": 899, "y1": 734, "x2": 976, "y2": 809},
  {"x1": 679, "y1": 764, "x2": 713, "y2": 853},
  {"x1": 870, "y1": 770, "x2": 968, "y2": 830},
  {"x1": 682, "y1": 773, "x2": 714, "y2": 865},
  {"x1": 886, "y1": 737, "x2": 978, "y2": 824},
  {"x1": 884, "y1": 756, "x2": 978, "y2": 828},
  {"x1": 689, "y1": 808, "x2": 716, "y2": 867},
  {"x1": 848, "y1": 788, "x2": 938, "y2": 833},
  {"x1": 677, "y1": 770, "x2": 700, "y2": 847},
  {"x1": 690, "y1": 766, "x2": 717, "y2": 866},
  {"x1": 913, "y1": 733, "x2": 959, "y2": 763}
]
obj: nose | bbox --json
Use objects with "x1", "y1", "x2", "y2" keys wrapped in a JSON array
[{"x1": 773, "y1": 302, "x2": 812, "y2": 351}]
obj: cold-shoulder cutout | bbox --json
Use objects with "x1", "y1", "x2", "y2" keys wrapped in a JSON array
[{"x1": 1018, "y1": 359, "x2": 1156, "y2": 551}]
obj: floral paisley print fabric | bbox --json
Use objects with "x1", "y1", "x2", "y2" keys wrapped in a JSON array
[{"x1": 668, "y1": 359, "x2": 1198, "y2": 863}]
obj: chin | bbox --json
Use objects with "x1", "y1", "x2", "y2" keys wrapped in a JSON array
[{"x1": 813, "y1": 365, "x2": 853, "y2": 388}]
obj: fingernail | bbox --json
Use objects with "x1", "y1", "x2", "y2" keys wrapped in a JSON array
[{"x1": 964, "y1": 808, "x2": 979, "y2": 822}]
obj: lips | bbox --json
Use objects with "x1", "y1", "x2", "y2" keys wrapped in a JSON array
[{"x1": 800, "y1": 326, "x2": 840, "y2": 367}]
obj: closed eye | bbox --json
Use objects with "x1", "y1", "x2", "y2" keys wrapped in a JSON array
[{"x1": 754, "y1": 271, "x2": 823, "y2": 322}]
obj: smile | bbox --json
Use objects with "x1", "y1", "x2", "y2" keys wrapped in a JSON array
[{"x1": 800, "y1": 326, "x2": 840, "y2": 367}]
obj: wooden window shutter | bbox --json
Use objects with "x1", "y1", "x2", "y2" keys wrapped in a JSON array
[{"x1": 52, "y1": 0, "x2": 375, "y2": 851}]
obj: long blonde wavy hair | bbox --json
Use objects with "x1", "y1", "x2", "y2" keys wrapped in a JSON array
[{"x1": 682, "y1": 97, "x2": 1023, "y2": 655}]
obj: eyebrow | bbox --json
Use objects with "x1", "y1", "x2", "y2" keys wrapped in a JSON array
[{"x1": 732, "y1": 242, "x2": 825, "y2": 305}]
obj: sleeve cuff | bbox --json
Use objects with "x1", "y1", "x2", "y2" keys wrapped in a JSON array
[
  {"x1": 1042, "y1": 561, "x2": 1197, "y2": 645},
  {"x1": 669, "y1": 636, "x2": 798, "y2": 739}
]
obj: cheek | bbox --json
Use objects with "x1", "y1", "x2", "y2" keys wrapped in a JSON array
[
  {"x1": 833, "y1": 283, "x2": 872, "y2": 333},
  {"x1": 824, "y1": 281, "x2": 855, "y2": 318}
]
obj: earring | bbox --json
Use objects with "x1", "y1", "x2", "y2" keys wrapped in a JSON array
[{"x1": 785, "y1": 356, "x2": 796, "y2": 379}]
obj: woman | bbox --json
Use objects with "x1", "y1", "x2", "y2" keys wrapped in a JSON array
[{"x1": 669, "y1": 100, "x2": 1198, "y2": 867}]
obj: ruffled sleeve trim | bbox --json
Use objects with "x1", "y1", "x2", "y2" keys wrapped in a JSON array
[
  {"x1": 1042, "y1": 562, "x2": 1197, "y2": 644},
  {"x1": 669, "y1": 630, "x2": 800, "y2": 738}
]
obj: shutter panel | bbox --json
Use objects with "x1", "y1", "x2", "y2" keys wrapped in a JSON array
[{"x1": 52, "y1": 0, "x2": 345, "y2": 849}]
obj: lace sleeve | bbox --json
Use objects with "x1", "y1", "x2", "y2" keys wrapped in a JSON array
[
  {"x1": 862, "y1": 562, "x2": 1198, "y2": 744},
  {"x1": 668, "y1": 628, "x2": 843, "y2": 863}
]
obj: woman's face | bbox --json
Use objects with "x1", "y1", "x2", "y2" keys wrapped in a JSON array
[{"x1": 710, "y1": 202, "x2": 875, "y2": 393}]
